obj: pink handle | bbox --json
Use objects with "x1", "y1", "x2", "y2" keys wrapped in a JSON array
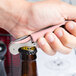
[{"x1": 31, "y1": 24, "x2": 63, "y2": 42}]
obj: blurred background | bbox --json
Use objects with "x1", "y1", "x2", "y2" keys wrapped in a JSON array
[{"x1": 0, "y1": 0, "x2": 76, "y2": 76}]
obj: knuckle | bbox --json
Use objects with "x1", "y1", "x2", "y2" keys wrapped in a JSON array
[
  {"x1": 73, "y1": 31, "x2": 76, "y2": 36},
  {"x1": 53, "y1": 47, "x2": 60, "y2": 52},
  {"x1": 65, "y1": 21, "x2": 74, "y2": 27},
  {"x1": 47, "y1": 52, "x2": 56, "y2": 56},
  {"x1": 54, "y1": 27, "x2": 62, "y2": 33},
  {"x1": 63, "y1": 39, "x2": 70, "y2": 46}
]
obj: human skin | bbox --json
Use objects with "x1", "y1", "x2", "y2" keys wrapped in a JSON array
[{"x1": 0, "y1": 0, "x2": 76, "y2": 55}]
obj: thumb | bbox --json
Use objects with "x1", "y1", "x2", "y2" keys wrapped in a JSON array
[{"x1": 61, "y1": 2, "x2": 76, "y2": 20}]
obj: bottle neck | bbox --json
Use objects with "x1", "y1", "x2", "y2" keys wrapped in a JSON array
[
  {"x1": 21, "y1": 54, "x2": 37, "y2": 76},
  {"x1": 21, "y1": 53, "x2": 37, "y2": 61}
]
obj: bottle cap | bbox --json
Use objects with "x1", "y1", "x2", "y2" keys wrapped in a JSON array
[{"x1": 18, "y1": 46, "x2": 37, "y2": 55}]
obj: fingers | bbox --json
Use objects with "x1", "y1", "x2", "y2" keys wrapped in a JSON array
[
  {"x1": 45, "y1": 33, "x2": 71, "y2": 54},
  {"x1": 54, "y1": 27, "x2": 76, "y2": 48},
  {"x1": 37, "y1": 33, "x2": 72, "y2": 56},
  {"x1": 65, "y1": 21, "x2": 76, "y2": 36},
  {"x1": 38, "y1": 21, "x2": 76, "y2": 56},
  {"x1": 37, "y1": 37, "x2": 56, "y2": 56}
]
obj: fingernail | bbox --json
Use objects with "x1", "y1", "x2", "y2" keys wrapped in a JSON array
[
  {"x1": 68, "y1": 24, "x2": 74, "y2": 30},
  {"x1": 48, "y1": 34, "x2": 54, "y2": 42},
  {"x1": 56, "y1": 29, "x2": 63, "y2": 37},
  {"x1": 39, "y1": 38, "x2": 46, "y2": 45}
]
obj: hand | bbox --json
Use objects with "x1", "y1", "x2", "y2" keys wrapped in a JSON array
[
  {"x1": 0, "y1": 0, "x2": 76, "y2": 38},
  {"x1": 0, "y1": 0, "x2": 76, "y2": 55},
  {"x1": 38, "y1": 21, "x2": 76, "y2": 55}
]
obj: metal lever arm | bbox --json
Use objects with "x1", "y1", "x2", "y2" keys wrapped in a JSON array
[{"x1": 31, "y1": 24, "x2": 61, "y2": 42}]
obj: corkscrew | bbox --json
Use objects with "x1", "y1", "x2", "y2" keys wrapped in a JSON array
[{"x1": 9, "y1": 22, "x2": 66, "y2": 55}]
